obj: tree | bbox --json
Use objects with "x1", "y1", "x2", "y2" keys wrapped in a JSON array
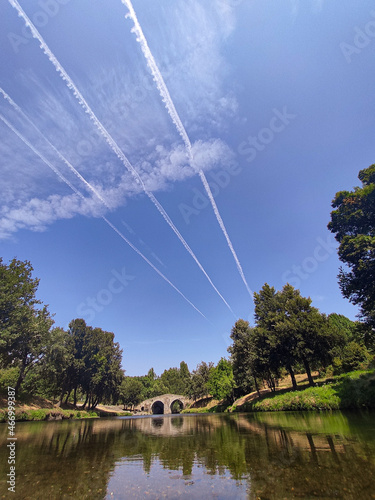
[
  {"x1": 328, "y1": 163, "x2": 375, "y2": 329},
  {"x1": 120, "y1": 377, "x2": 143, "y2": 409},
  {"x1": 0, "y1": 258, "x2": 54, "y2": 392},
  {"x1": 160, "y1": 362, "x2": 191, "y2": 395},
  {"x1": 207, "y1": 358, "x2": 236, "y2": 402},
  {"x1": 253, "y1": 283, "x2": 337, "y2": 389},
  {"x1": 160, "y1": 367, "x2": 182, "y2": 394},
  {"x1": 37, "y1": 327, "x2": 73, "y2": 400},
  {"x1": 58, "y1": 319, "x2": 123, "y2": 409},
  {"x1": 179, "y1": 361, "x2": 190, "y2": 393},
  {"x1": 185, "y1": 361, "x2": 213, "y2": 400},
  {"x1": 228, "y1": 320, "x2": 256, "y2": 396}
]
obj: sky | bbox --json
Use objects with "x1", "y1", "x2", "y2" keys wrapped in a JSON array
[{"x1": 1, "y1": 0, "x2": 374, "y2": 376}]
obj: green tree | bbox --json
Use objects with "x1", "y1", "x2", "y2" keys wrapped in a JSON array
[
  {"x1": 37, "y1": 327, "x2": 73, "y2": 400},
  {"x1": 185, "y1": 361, "x2": 213, "y2": 401},
  {"x1": 207, "y1": 358, "x2": 236, "y2": 402},
  {"x1": 228, "y1": 320, "x2": 256, "y2": 396},
  {"x1": 160, "y1": 367, "x2": 181, "y2": 394},
  {"x1": 148, "y1": 378, "x2": 169, "y2": 398},
  {"x1": 120, "y1": 377, "x2": 144, "y2": 409},
  {"x1": 254, "y1": 283, "x2": 337, "y2": 389},
  {"x1": 328, "y1": 163, "x2": 375, "y2": 329},
  {"x1": 179, "y1": 361, "x2": 190, "y2": 393},
  {"x1": 58, "y1": 319, "x2": 123, "y2": 409},
  {"x1": 0, "y1": 258, "x2": 54, "y2": 392}
]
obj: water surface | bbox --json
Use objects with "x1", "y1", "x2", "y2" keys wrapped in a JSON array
[{"x1": 0, "y1": 411, "x2": 374, "y2": 499}]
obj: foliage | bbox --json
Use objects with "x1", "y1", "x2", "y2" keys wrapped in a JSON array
[
  {"x1": 0, "y1": 367, "x2": 19, "y2": 395},
  {"x1": 55, "y1": 319, "x2": 124, "y2": 409},
  {"x1": 328, "y1": 163, "x2": 375, "y2": 330},
  {"x1": 0, "y1": 258, "x2": 54, "y2": 392},
  {"x1": 0, "y1": 407, "x2": 98, "y2": 423},
  {"x1": 228, "y1": 320, "x2": 256, "y2": 396},
  {"x1": 333, "y1": 341, "x2": 372, "y2": 374},
  {"x1": 160, "y1": 361, "x2": 191, "y2": 395},
  {"x1": 120, "y1": 377, "x2": 143, "y2": 408},
  {"x1": 185, "y1": 361, "x2": 213, "y2": 400},
  {"x1": 240, "y1": 370, "x2": 375, "y2": 412},
  {"x1": 207, "y1": 358, "x2": 236, "y2": 402}
]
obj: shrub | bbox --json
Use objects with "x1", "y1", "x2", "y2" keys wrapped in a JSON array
[
  {"x1": 341, "y1": 342, "x2": 371, "y2": 373},
  {"x1": 0, "y1": 368, "x2": 19, "y2": 395}
]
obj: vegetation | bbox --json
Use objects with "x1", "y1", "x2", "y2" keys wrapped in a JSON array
[
  {"x1": 227, "y1": 283, "x2": 373, "y2": 402},
  {"x1": 0, "y1": 258, "x2": 124, "y2": 411},
  {"x1": 328, "y1": 163, "x2": 375, "y2": 331},
  {"x1": 0, "y1": 258, "x2": 54, "y2": 392},
  {"x1": 235, "y1": 370, "x2": 375, "y2": 412},
  {"x1": 0, "y1": 407, "x2": 98, "y2": 423}
]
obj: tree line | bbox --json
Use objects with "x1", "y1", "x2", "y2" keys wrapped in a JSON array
[{"x1": 0, "y1": 259, "x2": 123, "y2": 409}]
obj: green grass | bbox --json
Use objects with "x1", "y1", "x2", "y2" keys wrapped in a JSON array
[
  {"x1": 97, "y1": 410, "x2": 133, "y2": 417},
  {"x1": 236, "y1": 370, "x2": 375, "y2": 412},
  {"x1": 0, "y1": 408, "x2": 98, "y2": 422}
]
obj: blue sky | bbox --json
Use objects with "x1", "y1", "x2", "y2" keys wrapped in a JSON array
[{"x1": 1, "y1": 0, "x2": 374, "y2": 376}]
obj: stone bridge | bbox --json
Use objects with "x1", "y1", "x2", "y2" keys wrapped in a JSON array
[{"x1": 135, "y1": 394, "x2": 192, "y2": 415}]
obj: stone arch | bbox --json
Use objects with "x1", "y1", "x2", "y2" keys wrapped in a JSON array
[
  {"x1": 170, "y1": 399, "x2": 184, "y2": 414},
  {"x1": 151, "y1": 401, "x2": 164, "y2": 415}
]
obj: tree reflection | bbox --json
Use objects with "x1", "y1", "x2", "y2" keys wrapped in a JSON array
[{"x1": 0, "y1": 412, "x2": 374, "y2": 499}]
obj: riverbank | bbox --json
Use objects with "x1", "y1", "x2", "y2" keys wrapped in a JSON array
[
  {"x1": 237, "y1": 369, "x2": 375, "y2": 412},
  {"x1": 182, "y1": 369, "x2": 375, "y2": 414},
  {"x1": 0, "y1": 396, "x2": 132, "y2": 423}
]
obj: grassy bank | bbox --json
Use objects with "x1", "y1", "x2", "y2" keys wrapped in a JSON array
[
  {"x1": 0, "y1": 395, "x2": 133, "y2": 422},
  {"x1": 233, "y1": 370, "x2": 375, "y2": 412},
  {"x1": 0, "y1": 407, "x2": 99, "y2": 423}
]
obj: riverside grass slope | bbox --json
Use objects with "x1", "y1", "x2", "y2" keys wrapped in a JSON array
[
  {"x1": 181, "y1": 369, "x2": 375, "y2": 414},
  {"x1": 232, "y1": 370, "x2": 375, "y2": 412}
]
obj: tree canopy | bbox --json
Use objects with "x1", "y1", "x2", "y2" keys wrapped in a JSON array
[
  {"x1": 328, "y1": 163, "x2": 375, "y2": 328},
  {"x1": 0, "y1": 258, "x2": 54, "y2": 391}
]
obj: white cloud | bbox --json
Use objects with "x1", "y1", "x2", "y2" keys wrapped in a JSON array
[
  {"x1": 0, "y1": 1, "x2": 239, "y2": 239},
  {"x1": 0, "y1": 132, "x2": 234, "y2": 239}
]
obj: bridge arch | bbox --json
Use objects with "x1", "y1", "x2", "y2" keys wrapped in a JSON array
[
  {"x1": 170, "y1": 399, "x2": 184, "y2": 413},
  {"x1": 151, "y1": 401, "x2": 164, "y2": 415}
]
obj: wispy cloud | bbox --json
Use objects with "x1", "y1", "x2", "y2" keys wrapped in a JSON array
[
  {"x1": 1, "y1": 0, "x2": 239, "y2": 239},
  {"x1": 290, "y1": 0, "x2": 325, "y2": 18}
]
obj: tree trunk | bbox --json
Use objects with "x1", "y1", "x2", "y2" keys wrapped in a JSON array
[
  {"x1": 81, "y1": 393, "x2": 89, "y2": 409},
  {"x1": 15, "y1": 360, "x2": 27, "y2": 393},
  {"x1": 73, "y1": 387, "x2": 77, "y2": 407},
  {"x1": 253, "y1": 376, "x2": 261, "y2": 397},
  {"x1": 303, "y1": 358, "x2": 315, "y2": 386},
  {"x1": 64, "y1": 390, "x2": 71, "y2": 404},
  {"x1": 287, "y1": 364, "x2": 298, "y2": 390}
]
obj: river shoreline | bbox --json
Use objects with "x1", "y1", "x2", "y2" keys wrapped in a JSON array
[{"x1": 1, "y1": 369, "x2": 374, "y2": 423}]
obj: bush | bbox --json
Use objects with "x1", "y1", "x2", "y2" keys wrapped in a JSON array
[
  {"x1": 0, "y1": 368, "x2": 19, "y2": 395},
  {"x1": 341, "y1": 342, "x2": 371, "y2": 373}
]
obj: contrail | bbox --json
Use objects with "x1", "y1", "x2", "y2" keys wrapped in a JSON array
[
  {"x1": 0, "y1": 87, "x2": 110, "y2": 209},
  {"x1": 122, "y1": 0, "x2": 253, "y2": 299},
  {"x1": 9, "y1": 0, "x2": 235, "y2": 316},
  {"x1": 0, "y1": 112, "x2": 208, "y2": 320}
]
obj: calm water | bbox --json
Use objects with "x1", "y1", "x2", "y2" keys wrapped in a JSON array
[{"x1": 1, "y1": 411, "x2": 375, "y2": 499}]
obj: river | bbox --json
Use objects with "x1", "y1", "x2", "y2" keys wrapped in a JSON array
[{"x1": 0, "y1": 411, "x2": 374, "y2": 499}]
